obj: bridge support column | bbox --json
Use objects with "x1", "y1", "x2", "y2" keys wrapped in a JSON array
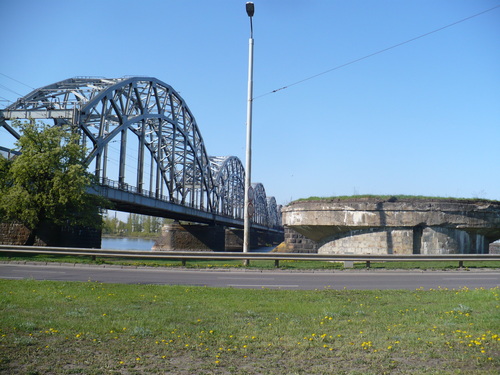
[
  {"x1": 0, "y1": 222, "x2": 101, "y2": 248},
  {"x1": 153, "y1": 222, "x2": 225, "y2": 251},
  {"x1": 225, "y1": 228, "x2": 284, "y2": 251},
  {"x1": 266, "y1": 230, "x2": 285, "y2": 247},
  {"x1": 280, "y1": 227, "x2": 319, "y2": 253},
  {"x1": 224, "y1": 229, "x2": 257, "y2": 251}
]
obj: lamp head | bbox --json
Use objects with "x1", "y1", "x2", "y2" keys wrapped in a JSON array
[{"x1": 246, "y1": 2, "x2": 254, "y2": 17}]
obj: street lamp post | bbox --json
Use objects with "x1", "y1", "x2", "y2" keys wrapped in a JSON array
[{"x1": 243, "y1": 2, "x2": 255, "y2": 259}]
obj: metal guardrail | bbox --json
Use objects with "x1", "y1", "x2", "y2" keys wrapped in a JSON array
[{"x1": 1, "y1": 245, "x2": 499, "y2": 268}]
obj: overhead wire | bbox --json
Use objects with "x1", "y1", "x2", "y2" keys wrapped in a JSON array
[
  {"x1": 0, "y1": 73, "x2": 35, "y2": 104},
  {"x1": 0, "y1": 72, "x2": 35, "y2": 90},
  {"x1": 254, "y1": 4, "x2": 500, "y2": 100},
  {"x1": 0, "y1": 94, "x2": 12, "y2": 102},
  {"x1": 0, "y1": 83, "x2": 23, "y2": 97}
]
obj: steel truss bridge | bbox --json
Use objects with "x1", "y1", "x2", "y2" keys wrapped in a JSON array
[{"x1": 0, "y1": 77, "x2": 282, "y2": 232}]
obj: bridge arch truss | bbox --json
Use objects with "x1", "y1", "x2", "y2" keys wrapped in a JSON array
[
  {"x1": 210, "y1": 156, "x2": 245, "y2": 220},
  {"x1": 0, "y1": 77, "x2": 282, "y2": 229}
]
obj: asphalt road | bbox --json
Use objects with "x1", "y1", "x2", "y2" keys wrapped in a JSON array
[{"x1": 1, "y1": 262, "x2": 499, "y2": 290}]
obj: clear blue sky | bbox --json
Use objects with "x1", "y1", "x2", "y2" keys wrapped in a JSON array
[{"x1": 1, "y1": 0, "x2": 499, "y2": 207}]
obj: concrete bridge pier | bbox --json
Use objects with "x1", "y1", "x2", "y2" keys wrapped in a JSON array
[
  {"x1": 225, "y1": 229, "x2": 284, "y2": 251},
  {"x1": 0, "y1": 222, "x2": 101, "y2": 248},
  {"x1": 153, "y1": 223, "x2": 284, "y2": 252},
  {"x1": 225, "y1": 229, "x2": 252, "y2": 251},
  {"x1": 282, "y1": 198, "x2": 500, "y2": 255},
  {"x1": 152, "y1": 222, "x2": 226, "y2": 251}
]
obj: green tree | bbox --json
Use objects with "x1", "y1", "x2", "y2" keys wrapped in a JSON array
[
  {"x1": 126, "y1": 213, "x2": 143, "y2": 234},
  {"x1": 102, "y1": 215, "x2": 122, "y2": 235},
  {"x1": 142, "y1": 215, "x2": 162, "y2": 234},
  {"x1": 0, "y1": 120, "x2": 107, "y2": 234}
]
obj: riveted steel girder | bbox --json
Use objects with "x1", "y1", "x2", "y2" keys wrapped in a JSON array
[
  {"x1": 0, "y1": 77, "x2": 282, "y2": 229},
  {"x1": 210, "y1": 156, "x2": 245, "y2": 220}
]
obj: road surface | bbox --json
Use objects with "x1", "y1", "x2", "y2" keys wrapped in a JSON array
[{"x1": 1, "y1": 262, "x2": 499, "y2": 290}]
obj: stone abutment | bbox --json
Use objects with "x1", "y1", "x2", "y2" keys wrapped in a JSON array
[
  {"x1": 0, "y1": 222, "x2": 101, "y2": 248},
  {"x1": 152, "y1": 222, "x2": 283, "y2": 251},
  {"x1": 281, "y1": 198, "x2": 500, "y2": 255}
]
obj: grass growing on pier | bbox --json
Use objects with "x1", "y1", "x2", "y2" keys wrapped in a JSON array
[
  {"x1": 1, "y1": 279, "x2": 499, "y2": 374},
  {"x1": 294, "y1": 194, "x2": 500, "y2": 203}
]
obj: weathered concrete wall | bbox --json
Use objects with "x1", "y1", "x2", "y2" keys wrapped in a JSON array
[
  {"x1": 282, "y1": 228, "x2": 318, "y2": 253},
  {"x1": 224, "y1": 228, "x2": 264, "y2": 251},
  {"x1": 490, "y1": 242, "x2": 500, "y2": 254},
  {"x1": 225, "y1": 229, "x2": 283, "y2": 250},
  {"x1": 420, "y1": 227, "x2": 489, "y2": 254},
  {"x1": 319, "y1": 228, "x2": 414, "y2": 255},
  {"x1": 318, "y1": 227, "x2": 489, "y2": 255},
  {"x1": 153, "y1": 223, "x2": 225, "y2": 251},
  {"x1": 225, "y1": 228, "x2": 245, "y2": 251},
  {"x1": 267, "y1": 230, "x2": 285, "y2": 248},
  {"x1": 0, "y1": 223, "x2": 32, "y2": 245},
  {"x1": 0, "y1": 222, "x2": 101, "y2": 248},
  {"x1": 282, "y1": 198, "x2": 500, "y2": 255},
  {"x1": 153, "y1": 224, "x2": 284, "y2": 252}
]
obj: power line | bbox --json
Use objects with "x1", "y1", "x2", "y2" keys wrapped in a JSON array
[
  {"x1": 0, "y1": 72, "x2": 35, "y2": 90},
  {"x1": 254, "y1": 4, "x2": 500, "y2": 100},
  {"x1": 0, "y1": 94, "x2": 13, "y2": 102},
  {"x1": 0, "y1": 83, "x2": 23, "y2": 97}
]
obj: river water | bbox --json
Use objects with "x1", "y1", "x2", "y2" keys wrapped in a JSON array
[
  {"x1": 101, "y1": 237, "x2": 156, "y2": 251},
  {"x1": 101, "y1": 237, "x2": 274, "y2": 252}
]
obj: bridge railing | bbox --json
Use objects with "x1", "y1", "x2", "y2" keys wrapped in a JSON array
[
  {"x1": 98, "y1": 177, "x2": 207, "y2": 211},
  {"x1": 1, "y1": 245, "x2": 499, "y2": 268},
  {"x1": 97, "y1": 177, "x2": 281, "y2": 225}
]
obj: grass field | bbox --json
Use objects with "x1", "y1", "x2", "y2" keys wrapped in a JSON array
[{"x1": 1, "y1": 279, "x2": 499, "y2": 374}]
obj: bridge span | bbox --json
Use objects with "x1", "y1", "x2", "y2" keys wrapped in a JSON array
[{"x1": 0, "y1": 77, "x2": 283, "y2": 248}]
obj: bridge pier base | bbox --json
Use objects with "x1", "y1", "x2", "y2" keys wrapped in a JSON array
[
  {"x1": 153, "y1": 222, "x2": 225, "y2": 251},
  {"x1": 0, "y1": 222, "x2": 101, "y2": 248},
  {"x1": 153, "y1": 223, "x2": 284, "y2": 252},
  {"x1": 224, "y1": 229, "x2": 260, "y2": 251},
  {"x1": 225, "y1": 229, "x2": 284, "y2": 251}
]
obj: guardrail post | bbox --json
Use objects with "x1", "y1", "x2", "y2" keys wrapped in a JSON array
[
  {"x1": 274, "y1": 259, "x2": 279, "y2": 268},
  {"x1": 344, "y1": 252, "x2": 354, "y2": 268},
  {"x1": 366, "y1": 261, "x2": 371, "y2": 268},
  {"x1": 182, "y1": 259, "x2": 186, "y2": 267},
  {"x1": 459, "y1": 260, "x2": 464, "y2": 268}
]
